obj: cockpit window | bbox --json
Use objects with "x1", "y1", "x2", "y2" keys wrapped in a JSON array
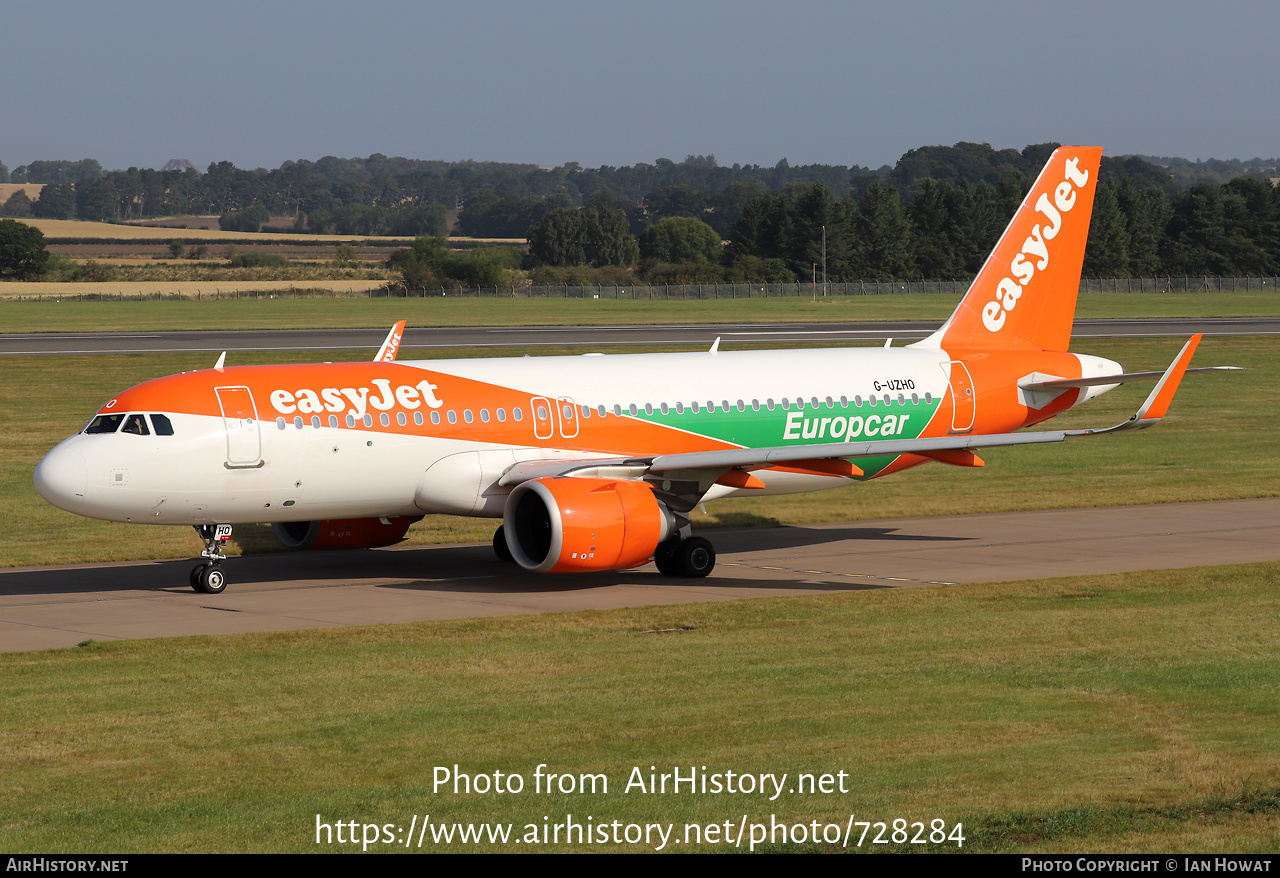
[
  {"x1": 84, "y1": 414, "x2": 124, "y2": 434},
  {"x1": 121, "y1": 413, "x2": 150, "y2": 436},
  {"x1": 150, "y1": 414, "x2": 175, "y2": 436}
]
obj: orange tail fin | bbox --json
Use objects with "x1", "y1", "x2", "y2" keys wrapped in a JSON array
[{"x1": 916, "y1": 146, "x2": 1102, "y2": 354}]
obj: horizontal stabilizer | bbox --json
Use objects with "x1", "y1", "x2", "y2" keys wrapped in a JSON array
[
  {"x1": 1065, "y1": 334, "x2": 1202, "y2": 435},
  {"x1": 1021, "y1": 365, "x2": 1240, "y2": 392}
]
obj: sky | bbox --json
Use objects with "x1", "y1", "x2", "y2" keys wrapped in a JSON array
[{"x1": 4, "y1": 0, "x2": 1278, "y2": 173}]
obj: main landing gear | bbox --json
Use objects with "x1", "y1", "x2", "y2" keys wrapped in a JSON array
[
  {"x1": 190, "y1": 524, "x2": 233, "y2": 594},
  {"x1": 653, "y1": 536, "x2": 716, "y2": 578}
]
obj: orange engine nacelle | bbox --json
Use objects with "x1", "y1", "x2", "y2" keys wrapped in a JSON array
[
  {"x1": 271, "y1": 516, "x2": 418, "y2": 551},
  {"x1": 503, "y1": 477, "x2": 674, "y2": 573}
]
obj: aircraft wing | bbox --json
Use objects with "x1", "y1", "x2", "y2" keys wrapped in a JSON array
[{"x1": 497, "y1": 335, "x2": 1207, "y2": 491}]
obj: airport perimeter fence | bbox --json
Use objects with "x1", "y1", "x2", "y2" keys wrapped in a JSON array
[{"x1": 3, "y1": 276, "x2": 1276, "y2": 302}]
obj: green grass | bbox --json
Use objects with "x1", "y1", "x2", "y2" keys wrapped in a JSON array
[
  {"x1": 3, "y1": 336, "x2": 1272, "y2": 567},
  {"x1": 1, "y1": 289, "x2": 1278, "y2": 333},
  {"x1": 2, "y1": 563, "x2": 1278, "y2": 852}
]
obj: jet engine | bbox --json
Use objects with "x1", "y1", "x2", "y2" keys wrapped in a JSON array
[
  {"x1": 502, "y1": 477, "x2": 674, "y2": 573},
  {"x1": 271, "y1": 516, "x2": 419, "y2": 551}
]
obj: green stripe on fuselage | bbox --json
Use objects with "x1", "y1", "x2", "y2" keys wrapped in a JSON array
[{"x1": 634, "y1": 397, "x2": 942, "y2": 480}]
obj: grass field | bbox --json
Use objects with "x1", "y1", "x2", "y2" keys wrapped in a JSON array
[
  {"x1": 3, "y1": 301, "x2": 1277, "y2": 854},
  {"x1": 2, "y1": 335, "x2": 1273, "y2": 568},
  {"x1": 1, "y1": 289, "x2": 1279, "y2": 331},
  {"x1": 1, "y1": 562, "x2": 1277, "y2": 852}
]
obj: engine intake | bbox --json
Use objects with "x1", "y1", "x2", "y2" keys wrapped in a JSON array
[{"x1": 503, "y1": 477, "x2": 673, "y2": 573}]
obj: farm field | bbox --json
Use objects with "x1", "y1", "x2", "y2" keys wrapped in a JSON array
[
  {"x1": 3, "y1": 335, "x2": 1272, "y2": 568},
  {"x1": 1, "y1": 561, "x2": 1277, "y2": 852},
  {"x1": 15, "y1": 216, "x2": 521, "y2": 245},
  {"x1": 2, "y1": 290, "x2": 1279, "y2": 331}
]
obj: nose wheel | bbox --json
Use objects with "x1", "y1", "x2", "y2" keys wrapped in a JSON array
[
  {"x1": 190, "y1": 524, "x2": 233, "y2": 593},
  {"x1": 191, "y1": 562, "x2": 227, "y2": 594}
]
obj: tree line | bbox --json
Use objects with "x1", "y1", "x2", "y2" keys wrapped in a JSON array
[{"x1": 2, "y1": 144, "x2": 1277, "y2": 280}]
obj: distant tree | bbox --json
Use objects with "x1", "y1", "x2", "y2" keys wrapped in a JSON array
[
  {"x1": 167, "y1": 240, "x2": 186, "y2": 259},
  {"x1": 388, "y1": 234, "x2": 450, "y2": 288},
  {"x1": 334, "y1": 244, "x2": 357, "y2": 267},
  {"x1": 643, "y1": 184, "x2": 706, "y2": 221},
  {"x1": 75, "y1": 177, "x2": 120, "y2": 221},
  {"x1": 527, "y1": 208, "x2": 637, "y2": 267},
  {"x1": 218, "y1": 204, "x2": 270, "y2": 232},
  {"x1": 32, "y1": 182, "x2": 75, "y2": 219},
  {"x1": 386, "y1": 203, "x2": 448, "y2": 237},
  {"x1": 0, "y1": 161, "x2": 8, "y2": 183},
  {"x1": 1082, "y1": 181, "x2": 1131, "y2": 276},
  {"x1": 639, "y1": 216, "x2": 721, "y2": 264},
  {"x1": 1, "y1": 189, "x2": 33, "y2": 217},
  {"x1": 907, "y1": 179, "x2": 958, "y2": 278},
  {"x1": 707, "y1": 182, "x2": 766, "y2": 236},
  {"x1": 0, "y1": 219, "x2": 50, "y2": 278}
]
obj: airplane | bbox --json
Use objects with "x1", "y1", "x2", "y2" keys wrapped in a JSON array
[{"x1": 34, "y1": 147, "x2": 1233, "y2": 595}]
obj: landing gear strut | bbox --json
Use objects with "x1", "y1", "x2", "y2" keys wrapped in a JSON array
[
  {"x1": 190, "y1": 524, "x2": 233, "y2": 594},
  {"x1": 653, "y1": 536, "x2": 716, "y2": 578}
]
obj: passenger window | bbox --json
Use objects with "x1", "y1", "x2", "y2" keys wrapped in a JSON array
[
  {"x1": 513, "y1": 407, "x2": 523, "y2": 421},
  {"x1": 431, "y1": 411, "x2": 440, "y2": 425},
  {"x1": 447, "y1": 411, "x2": 457, "y2": 424},
  {"x1": 85, "y1": 414, "x2": 124, "y2": 434},
  {"x1": 497, "y1": 408, "x2": 507, "y2": 422},
  {"x1": 414, "y1": 412, "x2": 423, "y2": 425},
  {"x1": 398, "y1": 412, "x2": 407, "y2": 426},
  {"x1": 150, "y1": 414, "x2": 175, "y2": 436},
  {"x1": 121, "y1": 414, "x2": 150, "y2": 435}
]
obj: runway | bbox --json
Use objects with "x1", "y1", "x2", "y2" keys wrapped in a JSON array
[
  {"x1": 2, "y1": 317, "x2": 1278, "y2": 356},
  {"x1": 2, "y1": 497, "x2": 1276, "y2": 653}
]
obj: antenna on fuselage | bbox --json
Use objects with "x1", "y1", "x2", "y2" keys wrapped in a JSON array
[
  {"x1": 883, "y1": 338, "x2": 893, "y2": 348},
  {"x1": 709, "y1": 337, "x2": 721, "y2": 354},
  {"x1": 214, "y1": 351, "x2": 226, "y2": 371}
]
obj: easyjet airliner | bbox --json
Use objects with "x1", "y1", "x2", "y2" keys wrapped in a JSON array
[{"x1": 34, "y1": 148, "x2": 1229, "y2": 594}]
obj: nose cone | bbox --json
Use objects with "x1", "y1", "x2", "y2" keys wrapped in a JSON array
[{"x1": 34, "y1": 443, "x2": 88, "y2": 513}]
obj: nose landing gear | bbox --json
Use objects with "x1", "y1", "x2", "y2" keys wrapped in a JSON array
[{"x1": 190, "y1": 524, "x2": 232, "y2": 594}]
